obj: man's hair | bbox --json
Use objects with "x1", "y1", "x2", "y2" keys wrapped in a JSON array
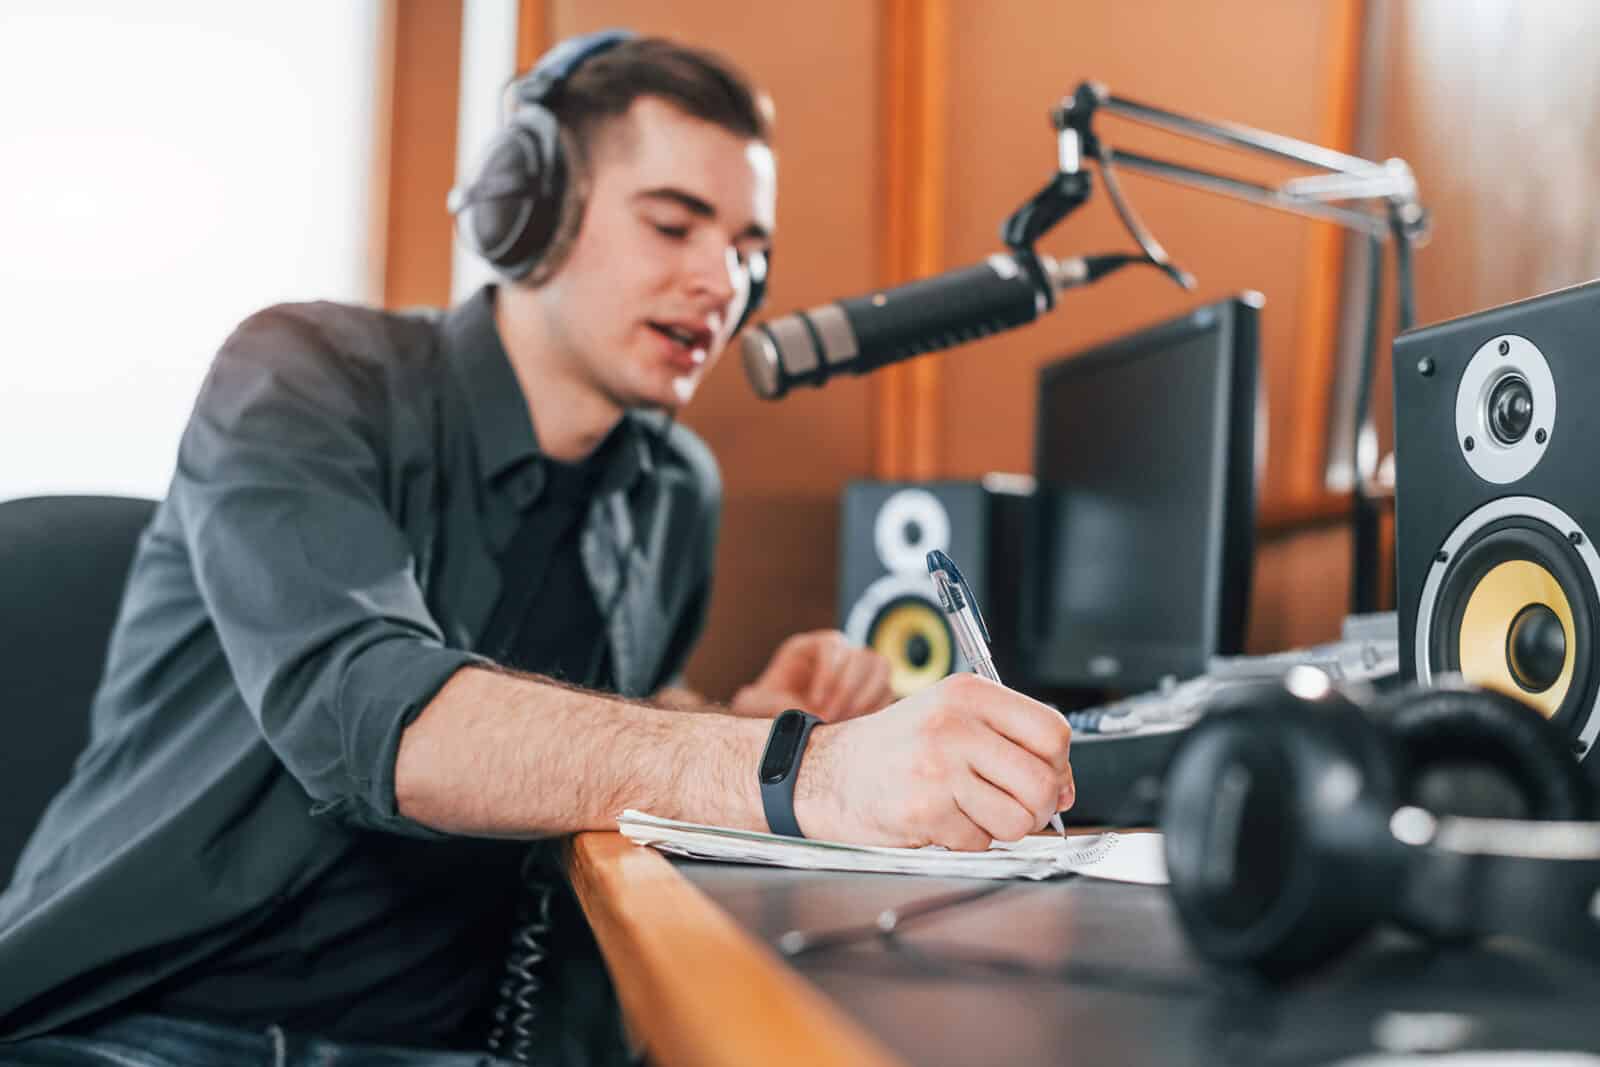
[
  {"x1": 525, "y1": 37, "x2": 774, "y2": 281},
  {"x1": 549, "y1": 36, "x2": 773, "y2": 157}
]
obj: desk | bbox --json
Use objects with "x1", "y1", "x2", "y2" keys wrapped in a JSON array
[{"x1": 569, "y1": 832, "x2": 1600, "y2": 1066}]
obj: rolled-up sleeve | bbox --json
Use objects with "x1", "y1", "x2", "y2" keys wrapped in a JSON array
[{"x1": 173, "y1": 306, "x2": 482, "y2": 838}]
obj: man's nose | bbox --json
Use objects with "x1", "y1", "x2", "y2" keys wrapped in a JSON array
[{"x1": 687, "y1": 242, "x2": 739, "y2": 308}]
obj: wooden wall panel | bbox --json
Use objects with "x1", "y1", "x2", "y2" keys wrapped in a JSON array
[
  {"x1": 936, "y1": 0, "x2": 1356, "y2": 508},
  {"x1": 1287, "y1": 0, "x2": 1364, "y2": 501},
  {"x1": 1368, "y1": 1, "x2": 1600, "y2": 461},
  {"x1": 545, "y1": 1, "x2": 881, "y2": 699},
  {"x1": 380, "y1": 0, "x2": 463, "y2": 309},
  {"x1": 1249, "y1": 525, "x2": 1352, "y2": 653},
  {"x1": 875, "y1": 0, "x2": 947, "y2": 480}
]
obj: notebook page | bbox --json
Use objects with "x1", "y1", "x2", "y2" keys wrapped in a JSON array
[{"x1": 617, "y1": 810, "x2": 1168, "y2": 884}]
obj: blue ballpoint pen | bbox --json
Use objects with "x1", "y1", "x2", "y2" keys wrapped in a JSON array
[{"x1": 926, "y1": 548, "x2": 1069, "y2": 841}]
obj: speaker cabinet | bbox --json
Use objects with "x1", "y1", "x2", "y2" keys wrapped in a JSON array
[
  {"x1": 1395, "y1": 281, "x2": 1600, "y2": 774},
  {"x1": 839, "y1": 479, "x2": 1032, "y2": 697}
]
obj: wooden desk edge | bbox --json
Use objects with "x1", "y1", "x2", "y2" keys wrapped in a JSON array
[{"x1": 568, "y1": 831, "x2": 909, "y2": 1067}]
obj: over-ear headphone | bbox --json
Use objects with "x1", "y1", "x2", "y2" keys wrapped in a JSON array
[
  {"x1": 448, "y1": 29, "x2": 770, "y2": 334},
  {"x1": 1161, "y1": 673, "x2": 1600, "y2": 979}
]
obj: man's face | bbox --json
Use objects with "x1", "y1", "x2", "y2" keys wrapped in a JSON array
[{"x1": 535, "y1": 97, "x2": 777, "y2": 411}]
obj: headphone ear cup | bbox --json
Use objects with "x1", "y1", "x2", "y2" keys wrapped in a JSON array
[
  {"x1": 1372, "y1": 685, "x2": 1594, "y2": 821},
  {"x1": 454, "y1": 29, "x2": 633, "y2": 281},
  {"x1": 452, "y1": 108, "x2": 569, "y2": 279},
  {"x1": 1161, "y1": 684, "x2": 1405, "y2": 979}
]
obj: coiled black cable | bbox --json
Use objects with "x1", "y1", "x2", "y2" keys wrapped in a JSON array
[{"x1": 487, "y1": 852, "x2": 557, "y2": 1062}]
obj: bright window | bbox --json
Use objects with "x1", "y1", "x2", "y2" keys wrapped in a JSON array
[{"x1": 0, "y1": 2, "x2": 384, "y2": 500}]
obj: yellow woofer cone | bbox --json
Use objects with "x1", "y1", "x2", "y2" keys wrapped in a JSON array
[
  {"x1": 1458, "y1": 558, "x2": 1575, "y2": 718},
  {"x1": 869, "y1": 600, "x2": 953, "y2": 697}
]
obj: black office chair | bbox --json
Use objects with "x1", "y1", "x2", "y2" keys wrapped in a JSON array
[{"x1": 0, "y1": 494, "x2": 157, "y2": 883}]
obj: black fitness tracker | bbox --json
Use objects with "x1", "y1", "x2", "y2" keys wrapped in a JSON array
[{"x1": 759, "y1": 708, "x2": 822, "y2": 837}]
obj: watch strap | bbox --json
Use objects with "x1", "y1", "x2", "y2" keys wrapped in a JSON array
[{"x1": 759, "y1": 709, "x2": 821, "y2": 838}]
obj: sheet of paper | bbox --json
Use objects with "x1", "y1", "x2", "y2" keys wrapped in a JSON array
[{"x1": 617, "y1": 810, "x2": 1169, "y2": 885}]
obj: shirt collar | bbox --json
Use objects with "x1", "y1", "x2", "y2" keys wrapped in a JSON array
[
  {"x1": 442, "y1": 285, "x2": 659, "y2": 501},
  {"x1": 603, "y1": 410, "x2": 660, "y2": 497},
  {"x1": 442, "y1": 285, "x2": 539, "y2": 484}
]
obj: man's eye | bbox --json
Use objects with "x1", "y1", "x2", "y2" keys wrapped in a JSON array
[{"x1": 651, "y1": 223, "x2": 689, "y2": 240}]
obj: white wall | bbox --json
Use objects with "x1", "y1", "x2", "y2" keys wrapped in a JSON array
[
  {"x1": 0, "y1": 1, "x2": 384, "y2": 501},
  {"x1": 451, "y1": 0, "x2": 520, "y2": 305}
]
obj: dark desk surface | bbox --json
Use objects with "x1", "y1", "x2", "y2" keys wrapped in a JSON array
[{"x1": 569, "y1": 832, "x2": 1600, "y2": 1066}]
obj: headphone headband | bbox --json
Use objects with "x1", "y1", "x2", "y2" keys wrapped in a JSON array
[{"x1": 507, "y1": 28, "x2": 636, "y2": 114}]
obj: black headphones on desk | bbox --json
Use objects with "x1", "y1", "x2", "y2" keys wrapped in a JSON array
[
  {"x1": 448, "y1": 28, "x2": 769, "y2": 332},
  {"x1": 1160, "y1": 671, "x2": 1600, "y2": 979}
]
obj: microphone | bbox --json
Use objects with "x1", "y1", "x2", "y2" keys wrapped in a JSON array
[{"x1": 741, "y1": 252, "x2": 1099, "y2": 400}]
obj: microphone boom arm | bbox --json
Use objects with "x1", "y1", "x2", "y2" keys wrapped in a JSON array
[
  {"x1": 1048, "y1": 80, "x2": 1428, "y2": 306},
  {"x1": 1102, "y1": 148, "x2": 1393, "y2": 239},
  {"x1": 1040, "y1": 80, "x2": 1430, "y2": 617}
]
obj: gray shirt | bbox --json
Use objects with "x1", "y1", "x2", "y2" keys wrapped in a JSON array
[{"x1": 0, "y1": 286, "x2": 719, "y2": 1041}]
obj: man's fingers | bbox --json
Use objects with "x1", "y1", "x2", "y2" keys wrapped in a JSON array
[
  {"x1": 806, "y1": 633, "x2": 851, "y2": 712},
  {"x1": 851, "y1": 654, "x2": 894, "y2": 718},
  {"x1": 931, "y1": 801, "x2": 994, "y2": 853},
  {"x1": 964, "y1": 680, "x2": 1072, "y2": 772},
  {"x1": 832, "y1": 649, "x2": 882, "y2": 719},
  {"x1": 960, "y1": 722, "x2": 1064, "y2": 829},
  {"x1": 766, "y1": 633, "x2": 820, "y2": 692},
  {"x1": 731, "y1": 685, "x2": 794, "y2": 719},
  {"x1": 953, "y1": 772, "x2": 1037, "y2": 844},
  {"x1": 819, "y1": 647, "x2": 866, "y2": 716}
]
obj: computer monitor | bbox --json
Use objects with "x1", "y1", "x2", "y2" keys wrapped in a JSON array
[{"x1": 1024, "y1": 294, "x2": 1261, "y2": 692}]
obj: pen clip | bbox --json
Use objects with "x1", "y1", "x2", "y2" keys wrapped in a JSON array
[
  {"x1": 929, "y1": 567, "x2": 960, "y2": 614},
  {"x1": 926, "y1": 550, "x2": 991, "y2": 645}
]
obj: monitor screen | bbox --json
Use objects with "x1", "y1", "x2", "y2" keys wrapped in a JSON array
[{"x1": 1025, "y1": 295, "x2": 1260, "y2": 690}]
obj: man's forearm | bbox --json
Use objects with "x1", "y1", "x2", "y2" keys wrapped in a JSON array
[
  {"x1": 651, "y1": 683, "x2": 710, "y2": 711},
  {"x1": 395, "y1": 666, "x2": 770, "y2": 837},
  {"x1": 658, "y1": 682, "x2": 785, "y2": 718}
]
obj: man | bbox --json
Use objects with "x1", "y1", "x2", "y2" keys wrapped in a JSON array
[{"x1": 0, "y1": 33, "x2": 1074, "y2": 1065}]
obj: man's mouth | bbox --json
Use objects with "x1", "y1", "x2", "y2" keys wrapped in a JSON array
[{"x1": 648, "y1": 322, "x2": 713, "y2": 353}]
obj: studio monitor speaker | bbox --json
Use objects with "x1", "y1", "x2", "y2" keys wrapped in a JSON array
[
  {"x1": 839, "y1": 478, "x2": 1032, "y2": 698},
  {"x1": 1395, "y1": 281, "x2": 1600, "y2": 777}
]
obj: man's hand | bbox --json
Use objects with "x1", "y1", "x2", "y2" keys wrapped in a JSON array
[
  {"x1": 730, "y1": 630, "x2": 894, "y2": 722},
  {"x1": 791, "y1": 673, "x2": 1073, "y2": 850}
]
